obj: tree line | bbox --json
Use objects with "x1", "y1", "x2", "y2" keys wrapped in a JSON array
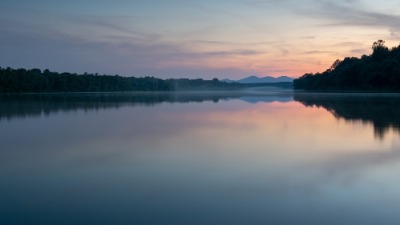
[
  {"x1": 294, "y1": 40, "x2": 400, "y2": 91},
  {"x1": 0, "y1": 67, "x2": 246, "y2": 93}
]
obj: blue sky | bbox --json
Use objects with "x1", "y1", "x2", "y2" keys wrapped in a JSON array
[{"x1": 1, "y1": 0, "x2": 400, "y2": 79}]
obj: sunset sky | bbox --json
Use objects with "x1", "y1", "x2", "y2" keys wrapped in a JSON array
[{"x1": 1, "y1": 0, "x2": 400, "y2": 79}]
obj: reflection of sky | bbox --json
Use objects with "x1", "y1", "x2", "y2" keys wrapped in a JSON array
[
  {"x1": 1, "y1": 98, "x2": 400, "y2": 224},
  {"x1": 1, "y1": 0, "x2": 400, "y2": 78}
]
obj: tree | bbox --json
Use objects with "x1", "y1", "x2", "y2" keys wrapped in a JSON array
[
  {"x1": 372, "y1": 40, "x2": 389, "y2": 61},
  {"x1": 372, "y1": 40, "x2": 385, "y2": 51},
  {"x1": 329, "y1": 59, "x2": 341, "y2": 71},
  {"x1": 294, "y1": 40, "x2": 400, "y2": 91}
]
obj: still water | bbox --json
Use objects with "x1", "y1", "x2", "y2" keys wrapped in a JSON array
[{"x1": 1, "y1": 91, "x2": 400, "y2": 225}]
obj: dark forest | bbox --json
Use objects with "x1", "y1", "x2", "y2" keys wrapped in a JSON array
[{"x1": 294, "y1": 40, "x2": 400, "y2": 91}]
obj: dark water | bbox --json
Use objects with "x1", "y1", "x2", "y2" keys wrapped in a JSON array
[{"x1": 1, "y1": 91, "x2": 400, "y2": 225}]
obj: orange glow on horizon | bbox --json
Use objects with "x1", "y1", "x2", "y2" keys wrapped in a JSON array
[{"x1": 154, "y1": 37, "x2": 387, "y2": 78}]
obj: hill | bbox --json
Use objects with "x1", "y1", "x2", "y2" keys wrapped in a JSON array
[
  {"x1": 223, "y1": 76, "x2": 293, "y2": 84},
  {"x1": 294, "y1": 40, "x2": 400, "y2": 91}
]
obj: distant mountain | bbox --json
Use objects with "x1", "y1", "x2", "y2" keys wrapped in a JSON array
[
  {"x1": 222, "y1": 76, "x2": 293, "y2": 84},
  {"x1": 238, "y1": 76, "x2": 293, "y2": 83}
]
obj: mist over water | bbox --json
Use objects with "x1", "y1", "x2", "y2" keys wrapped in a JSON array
[{"x1": 1, "y1": 91, "x2": 400, "y2": 225}]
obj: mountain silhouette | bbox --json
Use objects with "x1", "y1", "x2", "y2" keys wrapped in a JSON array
[{"x1": 223, "y1": 76, "x2": 293, "y2": 84}]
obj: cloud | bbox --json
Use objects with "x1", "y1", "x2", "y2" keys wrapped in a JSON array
[
  {"x1": 301, "y1": 50, "x2": 337, "y2": 55},
  {"x1": 245, "y1": 0, "x2": 290, "y2": 7},
  {"x1": 0, "y1": 9, "x2": 272, "y2": 78},
  {"x1": 188, "y1": 40, "x2": 273, "y2": 47},
  {"x1": 0, "y1": 23, "x2": 266, "y2": 78},
  {"x1": 201, "y1": 50, "x2": 263, "y2": 57},
  {"x1": 330, "y1": 41, "x2": 365, "y2": 47},
  {"x1": 303, "y1": 1, "x2": 400, "y2": 36},
  {"x1": 302, "y1": 36, "x2": 316, "y2": 39},
  {"x1": 350, "y1": 48, "x2": 369, "y2": 55},
  {"x1": 5, "y1": 0, "x2": 382, "y2": 78}
]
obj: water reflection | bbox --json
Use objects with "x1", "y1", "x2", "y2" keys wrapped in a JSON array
[
  {"x1": 2, "y1": 91, "x2": 400, "y2": 225},
  {"x1": 294, "y1": 93, "x2": 400, "y2": 139},
  {"x1": 0, "y1": 91, "x2": 292, "y2": 121}
]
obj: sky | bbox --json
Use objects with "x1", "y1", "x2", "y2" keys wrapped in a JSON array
[{"x1": 1, "y1": 0, "x2": 400, "y2": 79}]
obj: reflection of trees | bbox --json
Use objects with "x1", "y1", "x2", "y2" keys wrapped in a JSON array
[
  {"x1": 0, "y1": 92, "x2": 292, "y2": 121},
  {"x1": 0, "y1": 93, "x2": 218, "y2": 120},
  {"x1": 294, "y1": 93, "x2": 400, "y2": 139}
]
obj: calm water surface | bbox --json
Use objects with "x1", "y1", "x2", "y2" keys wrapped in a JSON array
[{"x1": 1, "y1": 91, "x2": 400, "y2": 225}]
